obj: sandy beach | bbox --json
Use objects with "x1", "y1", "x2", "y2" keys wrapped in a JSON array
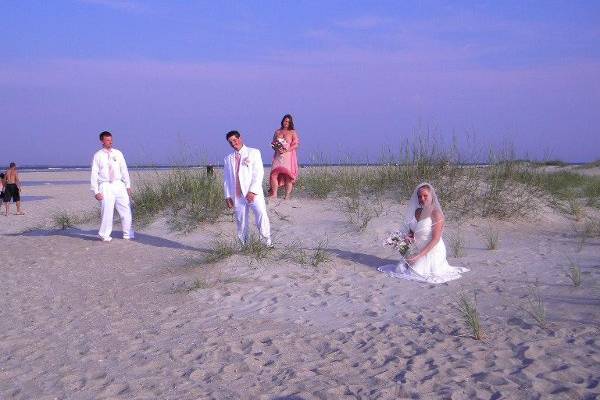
[{"x1": 1, "y1": 169, "x2": 599, "y2": 399}]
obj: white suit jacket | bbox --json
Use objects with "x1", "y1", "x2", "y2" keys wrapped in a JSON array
[{"x1": 223, "y1": 145, "x2": 265, "y2": 199}]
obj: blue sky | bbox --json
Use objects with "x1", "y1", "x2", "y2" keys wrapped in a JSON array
[{"x1": 1, "y1": 0, "x2": 599, "y2": 165}]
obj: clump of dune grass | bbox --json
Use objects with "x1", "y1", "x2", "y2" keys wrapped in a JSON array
[
  {"x1": 455, "y1": 291, "x2": 484, "y2": 340},
  {"x1": 481, "y1": 225, "x2": 500, "y2": 250},
  {"x1": 566, "y1": 258, "x2": 582, "y2": 287},
  {"x1": 449, "y1": 229, "x2": 466, "y2": 258},
  {"x1": 296, "y1": 163, "x2": 338, "y2": 199},
  {"x1": 297, "y1": 136, "x2": 600, "y2": 221},
  {"x1": 298, "y1": 136, "x2": 540, "y2": 220},
  {"x1": 565, "y1": 192, "x2": 583, "y2": 221},
  {"x1": 185, "y1": 278, "x2": 211, "y2": 293},
  {"x1": 132, "y1": 168, "x2": 226, "y2": 233},
  {"x1": 575, "y1": 217, "x2": 600, "y2": 251},
  {"x1": 204, "y1": 238, "x2": 238, "y2": 264},
  {"x1": 534, "y1": 159, "x2": 568, "y2": 167},
  {"x1": 513, "y1": 169, "x2": 600, "y2": 214},
  {"x1": 584, "y1": 217, "x2": 600, "y2": 236},
  {"x1": 310, "y1": 238, "x2": 331, "y2": 267},
  {"x1": 340, "y1": 195, "x2": 382, "y2": 231},
  {"x1": 241, "y1": 235, "x2": 273, "y2": 262},
  {"x1": 278, "y1": 240, "x2": 309, "y2": 265},
  {"x1": 278, "y1": 239, "x2": 331, "y2": 267},
  {"x1": 523, "y1": 282, "x2": 547, "y2": 328},
  {"x1": 52, "y1": 211, "x2": 78, "y2": 230},
  {"x1": 584, "y1": 181, "x2": 600, "y2": 207}
]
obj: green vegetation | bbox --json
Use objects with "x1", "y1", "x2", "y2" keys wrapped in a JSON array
[
  {"x1": 296, "y1": 138, "x2": 600, "y2": 220},
  {"x1": 52, "y1": 211, "x2": 78, "y2": 230},
  {"x1": 449, "y1": 229, "x2": 465, "y2": 258},
  {"x1": 566, "y1": 259, "x2": 582, "y2": 287},
  {"x1": 241, "y1": 235, "x2": 273, "y2": 262},
  {"x1": 185, "y1": 278, "x2": 211, "y2": 292},
  {"x1": 132, "y1": 168, "x2": 226, "y2": 233},
  {"x1": 455, "y1": 291, "x2": 484, "y2": 340},
  {"x1": 523, "y1": 282, "x2": 547, "y2": 329},
  {"x1": 310, "y1": 238, "x2": 331, "y2": 267},
  {"x1": 482, "y1": 225, "x2": 500, "y2": 250},
  {"x1": 340, "y1": 195, "x2": 382, "y2": 231},
  {"x1": 204, "y1": 238, "x2": 238, "y2": 264}
]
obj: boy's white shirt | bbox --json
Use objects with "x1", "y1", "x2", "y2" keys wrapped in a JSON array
[{"x1": 90, "y1": 148, "x2": 131, "y2": 195}]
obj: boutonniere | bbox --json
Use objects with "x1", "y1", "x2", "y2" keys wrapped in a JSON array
[{"x1": 241, "y1": 157, "x2": 251, "y2": 167}]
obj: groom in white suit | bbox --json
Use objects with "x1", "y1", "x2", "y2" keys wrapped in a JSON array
[{"x1": 223, "y1": 130, "x2": 271, "y2": 246}]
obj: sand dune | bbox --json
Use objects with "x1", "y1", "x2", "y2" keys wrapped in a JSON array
[{"x1": 1, "y1": 170, "x2": 599, "y2": 399}]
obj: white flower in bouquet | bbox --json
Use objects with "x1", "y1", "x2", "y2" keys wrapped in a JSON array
[
  {"x1": 384, "y1": 231, "x2": 411, "y2": 256},
  {"x1": 272, "y1": 137, "x2": 288, "y2": 151}
]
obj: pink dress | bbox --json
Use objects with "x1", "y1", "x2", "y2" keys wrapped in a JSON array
[{"x1": 270, "y1": 129, "x2": 299, "y2": 185}]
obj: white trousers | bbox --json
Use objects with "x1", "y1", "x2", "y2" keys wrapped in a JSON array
[
  {"x1": 234, "y1": 194, "x2": 271, "y2": 245},
  {"x1": 98, "y1": 181, "x2": 134, "y2": 240}
]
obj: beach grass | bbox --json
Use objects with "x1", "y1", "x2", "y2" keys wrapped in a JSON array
[
  {"x1": 310, "y1": 238, "x2": 331, "y2": 268},
  {"x1": 524, "y1": 282, "x2": 547, "y2": 329},
  {"x1": 241, "y1": 235, "x2": 273, "y2": 262},
  {"x1": 482, "y1": 225, "x2": 500, "y2": 250},
  {"x1": 276, "y1": 239, "x2": 331, "y2": 268},
  {"x1": 296, "y1": 137, "x2": 598, "y2": 223},
  {"x1": 449, "y1": 229, "x2": 465, "y2": 258},
  {"x1": 52, "y1": 211, "x2": 78, "y2": 230},
  {"x1": 455, "y1": 291, "x2": 484, "y2": 340},
  {"x1": 340, "y1": 195, "x2": 381, "y2": 231},
  {"x1": 584, "y1": 180, "x2": 600, "y2": 207},
  {"x1": 204, "y1": 238, "x2": 238, "y2": 264},
  {"x1": 186, "y1": 278, "x2": 211, "y2": 292},
  {"x1": 132, "y1": 167, "x2": 226, "y2": 233},
  {"x1": 295, "y1": 139, "x2": 545, "y2": 220},
  {"x1": 567, "y1": 259, "x2": 582, "y2": 287},
  {"x1": 575, "y1": 217, "x2": 600, "y2": 251},
  {"x1": 278, "y1": 240, "x2": 309, "y2": 265}
]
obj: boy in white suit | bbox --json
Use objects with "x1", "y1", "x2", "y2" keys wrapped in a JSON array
[
  {"x1": 91, "y1": 131, "x2": 134, "y2": 242},
  {"x1": 223, "y1": 131, "x2": 271, "y2": 246}
]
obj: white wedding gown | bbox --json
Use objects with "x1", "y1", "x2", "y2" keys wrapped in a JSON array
[{"x1": 379, "y1": 217, "x2": 469, "y2": 283}]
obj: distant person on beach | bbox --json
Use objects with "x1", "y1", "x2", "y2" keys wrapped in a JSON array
[
  {"x1": 0, "y1": 173, "x2": 5, "y2": 201},
  {"x1": 223, "y1": 130, "x2": 271, "y2": 246},
  {"x1": 4, "y1": 163, "x2": 24, "y2": 216},
  {"x1": 269, "y1": 114, "x2": 300, "y2": 200},
  {"x1": 90, "y1": 131, "x2": 134, "y2": 242}
]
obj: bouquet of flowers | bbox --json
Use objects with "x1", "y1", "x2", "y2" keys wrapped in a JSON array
[
  {"x1": 384, "y1": 230, "x2": 413, "y2": 256},
  {"x1": 271, "y1": 137, "x2": 288, "y2": 152}
]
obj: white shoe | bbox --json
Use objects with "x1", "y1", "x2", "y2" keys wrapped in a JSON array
[{"x1": 100, "y1": 236, "x2": 112, "y2": 242}]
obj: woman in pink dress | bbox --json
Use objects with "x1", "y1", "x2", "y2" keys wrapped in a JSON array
[{"x1": 269, "y1": 114, "x2": 300, "y2": 200}]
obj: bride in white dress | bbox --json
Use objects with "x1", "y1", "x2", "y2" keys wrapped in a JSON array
[{"x1": 379, "y1": 182, "x2": 469, "y2": 283}]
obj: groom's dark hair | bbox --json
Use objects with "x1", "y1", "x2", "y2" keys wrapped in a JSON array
[
  {"x1": 226, "y1": 130, "x2": 241, "y2": 140},
  {"x1": 99, "y1": 131, "x2": 112, "y2": 140}
]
